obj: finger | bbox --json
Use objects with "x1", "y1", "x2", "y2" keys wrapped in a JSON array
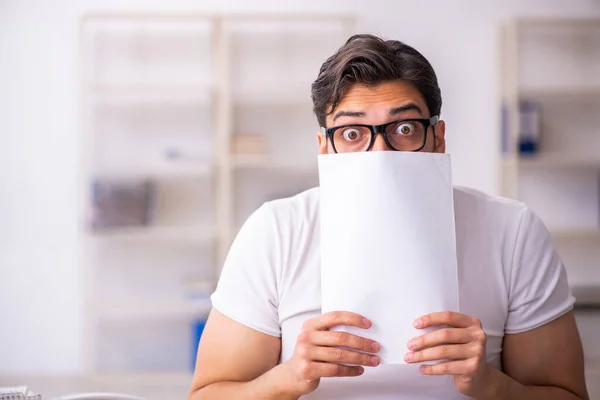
[
  {"x1": 414, "y1": 312, "x2": 479, "y2": 329},
  {"x1": 404, "y1": 344, "x2": 474, "y2": 363},
  {"x1": 407, "y1": 328, "x2": 470, "y2": 351},
  {"x1": 303, "y1": 311, "x2": 371, "y2": 331},
  {"x1": 418, "y1": 359, "x2": 478, "y2": 376},
  {"x1": 313, "y1": 362, "x2": 365, "y2": 378},
  {"x1": 309, "y1": 346, "x2": 380, "y2": 367},
  {"x1": 310, "y1": 330, "x2": 380, "y2": 353}
]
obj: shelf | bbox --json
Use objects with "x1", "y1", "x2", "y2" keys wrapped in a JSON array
[
  {"x1": 95, "y1": 163, "x2": 213, "y2": 180},
  {"x1": 516, "y1": 18, "x2": 600, "y2": 29},
  {"x1": 550, "y1": 229, "x2": 600, "y2": 240},
  {"x1": 519, "y1": 87, "x2": 600, "y2": 102},
  {"x1": 232, "y1": 154, "x2": 317, "y2": 172},
  {"x1": 503, "y1": 154, "x2": 600, "y2": 169},
  {"x1": 93, "y1": 299, "x2": 211, "y2": 319},
  {"x1": 232, "y1": 89, "x2": 312, "y2": 106},
  {"x1": 572, "y1": 285, "x2": 600, "y2": 309},
  {"x1": 89, "y1": 84, "x2": 213, "y2": 105},
  {"x1": 90, "y1": 225, "x2": 216, "y2": 243}
]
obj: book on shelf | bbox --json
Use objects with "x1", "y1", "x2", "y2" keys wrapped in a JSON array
[{"x1": 231, "y1": 134, "x2": 268, "y2": 155}]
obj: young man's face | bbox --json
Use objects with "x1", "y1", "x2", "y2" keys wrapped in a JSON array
[{"x1": 317, "y1": 80, "x2": 446, "y2": 154}]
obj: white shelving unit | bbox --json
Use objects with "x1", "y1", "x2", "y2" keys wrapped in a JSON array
[
  {"x1": 499, "y1": 19, "x2": 600, "y2": 300},
  {"x1": 80, "y1": 13, "x2": 356, "y2": 376}
]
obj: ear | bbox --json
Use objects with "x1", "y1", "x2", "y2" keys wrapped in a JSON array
[
  {"x1": 434, "y1": 120, "x2": 446, "y2": 153},
  {"x1": 317, "y1": 129, "x2": 329, "y2": 154}
]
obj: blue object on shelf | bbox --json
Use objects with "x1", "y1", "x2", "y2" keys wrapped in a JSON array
[
  {"x1": 191, "y1": 318, "x2": 207, "y2": 371},
  {"x1": 518, "y1": 101, "x2": 541, "y2": 154},
  {"x1": 501, "y1": 103, "x2": 510, "y2": 154},
  {"x1": 519, "y1": 138, "x2": 538, "y2": 154}
]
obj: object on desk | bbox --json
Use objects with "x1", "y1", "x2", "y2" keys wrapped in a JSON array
[
  {"x1": 319, "y1": 151, "x2": 459, "y2": 365},
  {"x1": 90, "y1": 179, "x2": 155, "y2": 230},
  {"x1": 230, "y1": 134, "x2": 268, "y2": 155},
  {"x1": 0, "y1": 386, "x2": 41, "y2": 399},
  {"x1": 518, "y1": 100, "x2": 541, "y2": 154}
]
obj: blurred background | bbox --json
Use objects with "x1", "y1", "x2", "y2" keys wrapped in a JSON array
[{"x1": 1, "y1": 0, "x2": 600, "y2": 399}]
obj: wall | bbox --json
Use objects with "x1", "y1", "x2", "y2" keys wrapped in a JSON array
[{"x1": 1, "y1": 0, "x2": 599, "y2": 373}]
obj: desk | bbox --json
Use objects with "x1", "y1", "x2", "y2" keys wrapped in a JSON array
[
  {"x1": 0, "y1": 373, "x2": 192, "y2": 400},
  {"x1": 3, "y1": 367, "x2": 600, "y2": 400}
]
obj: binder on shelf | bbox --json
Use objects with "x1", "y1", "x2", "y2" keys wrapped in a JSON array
[
  {"x1": 518, "y1": 100, "x2": 541, "y2": 154},
  {"x1": 0, "y1": 386, "x2": 41, "y2": 400}
]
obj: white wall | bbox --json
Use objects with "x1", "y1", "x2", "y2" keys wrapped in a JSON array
[{"x1": 1, "y1": 0, "x2": 599, "y2": 374}]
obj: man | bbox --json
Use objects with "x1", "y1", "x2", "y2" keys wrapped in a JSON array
[{"x1": 187, "y1": 34, "x2": 588, "y2": 399}]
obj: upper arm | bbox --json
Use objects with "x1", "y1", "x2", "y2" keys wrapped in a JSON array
[
  {"x1": 502, "y1": 208, "x2": 587, "y2": 397},
  {"x1": 189, "y1": 204, "x2": 284, "y2": 392},
  {"x1": 502, "y1": 311, "x2": 588, "y2": 399},
  {"x1": 189, "y1": 309, "x2": 281, "y2": 392}
]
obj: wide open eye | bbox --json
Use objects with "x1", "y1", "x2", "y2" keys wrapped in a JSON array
[
  {"x1": 341, "y1": 128, "x2": 364, "y2": 141},
  {"x1": 394, "y1": 122, "x2": 416, "y2": 136}
]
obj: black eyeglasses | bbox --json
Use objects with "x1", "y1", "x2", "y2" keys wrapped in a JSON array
[{"x1": 321, "y1": 115, "x2": 439, "y2": 153}]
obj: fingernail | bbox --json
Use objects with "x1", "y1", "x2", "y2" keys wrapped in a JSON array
[
  {"x1": 358, "y1": 366, "x2": 365, "y2": 374},
  {"x1": 371, "y1": 342, "x2": 380, "y2": 352},
  {"x1": 363, "y1": 318, "x2": 372, "y2": 328},
  {"x1": 413, "y1": 318, "x2": 423, "y2": 328},
  {"x1": 419, "y1": 365, "x2": 426, "y2": 373},
  {"x1": 404, "y1": 352, "x2": 414, "y2": 362},
  {"x1": 407, "y1": 338, "x2": 418, "y2": 350},
  {"x1": 371, "y1": 356, "x2": 380, "y2": 366}
]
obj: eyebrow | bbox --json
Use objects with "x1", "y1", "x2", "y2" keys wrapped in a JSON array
[
  {"x1": 332, "y1": 103, "x2": 424, "y2": 123},
  {"x1": 389, "y1": 103, "x2": 423, "y2": 116},
  {"x1": 332, "y1": 110, "x2": 365, "y2": 122}
]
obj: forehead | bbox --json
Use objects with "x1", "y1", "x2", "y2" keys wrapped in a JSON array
[{"x1": 326, "y1": 81, "x2": 428, "y2": 125}]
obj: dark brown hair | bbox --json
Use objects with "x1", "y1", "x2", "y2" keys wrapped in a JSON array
[{"x1": 311, "y1": 34, "x2": 442, "y2": 127}]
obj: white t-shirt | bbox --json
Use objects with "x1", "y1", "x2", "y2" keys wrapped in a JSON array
[{"x1": 211, "y1": 186, "x2": 574, "y2": 399}]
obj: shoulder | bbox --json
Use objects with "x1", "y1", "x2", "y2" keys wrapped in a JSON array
[
  {"x1": 452, "y1": 186, "x2": 536, "y2": 273},
  {"x1": 453, "y1": 186, "x2": 530, "y2": 236},
  {"x1": 453, "y1": 186, "x2": 527, "y2": 219},
  {"x1": 261, "y1": 186, "x2": 320, "y2": 226},
  {"x1": 248, "y1": 187, "x2": 320, "y2": 284},
  {"x1": 249, "y1": 187, "x2": 320, "y2": 261}
]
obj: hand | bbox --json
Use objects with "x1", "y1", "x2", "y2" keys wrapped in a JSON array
[
  {"x1": 282, "y1": 311, "x2": 381, "y2": 397},
  {"x1": 404, "y1": 311, "x2": 491, "y2": 398}
]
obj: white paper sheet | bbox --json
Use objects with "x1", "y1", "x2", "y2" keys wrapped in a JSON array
[{"x1": 319, "y1": 151, "x2": 459, "y2": 364}]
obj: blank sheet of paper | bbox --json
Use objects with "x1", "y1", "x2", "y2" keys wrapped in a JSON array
[{"x1": 318, "y1": 151, "x2": 459, "y2": 364}]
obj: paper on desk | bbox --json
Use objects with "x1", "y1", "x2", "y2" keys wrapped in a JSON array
[{"x1": 318, "y1": 151, "x2": 459, "y2": 364}]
